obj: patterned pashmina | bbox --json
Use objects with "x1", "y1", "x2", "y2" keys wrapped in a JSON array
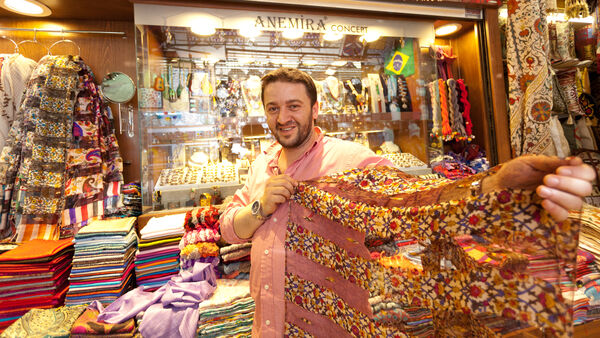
[
  {"x1": 0, "y1": 55, "x2": 81, "y2": 242},
  {"x1": 506, "y1": 0, "x2": 555, "y2": 156},
  {"x1": 1, "y1": 305, "x2": 86, "y2": 338},
  {"x1": 284, "y1": 166, "x2": 578, "y2": 337},
  {"x1": 61, "y1": 60, "x2": 123, "y2": 237}
]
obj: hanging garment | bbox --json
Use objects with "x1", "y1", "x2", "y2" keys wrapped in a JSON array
[
  {"x1": 428, "y1": 81, "x2": 441, "y2": 137},
  {"x1": 61, "y1": 60, "x2": 123, "y2": 237},
  {"x1": 0, "y1": 55, "x2": 123, "y2": 242},
  {"x1": 456, "y1": 79, "x2": 473, "y2": 139},
  {"x1": 0, "y1": 55, "x2": 80, "y2": 242},
  {"x1": 506, "y1": 0, "x2": 555, "y2": 156},
  {"x1": 282, "y1": 166, "x2": 578, "y2": 336},
  {"x1": 0, "y1": 54, "x2": 37, "y2": 151}
]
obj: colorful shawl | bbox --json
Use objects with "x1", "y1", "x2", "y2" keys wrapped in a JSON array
[
  {"x1": 506, "y1": 0, "x2": 555, "y2": 156},
  {"x1": 284, "y1": 166, "x2": 578, "y2": 336}
]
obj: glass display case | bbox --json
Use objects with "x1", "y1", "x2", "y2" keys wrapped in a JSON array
[{"x1": 134, "y1": 4, "x2": 447, "y2": 210}]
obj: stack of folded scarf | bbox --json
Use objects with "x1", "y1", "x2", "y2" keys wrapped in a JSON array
[
  {"x1": 179, "y1": 207, "x2": 221, "y2": 274},
  {"x1": 0, "y1": 239, "x2": 74, "y2": 333},
  {"x1": 135, "y1": 213, "x2": 185, "y2": 291},
  {"x1": 65, "y1": 218, "x2": 137, "y2": 306},
  {"x1": 574, "y1": 248, "x2": 600, "y2": 324},
  {"x1": 196, "y1": 279, "x2": 254, "y2": 337},
  {"x1": 121, "y1": 182, "x2": 142, "y2": 217},
  {"x1": 218, "y1": 243, "x2": 252, "y2": 280},
  {"x1": 70, "y1": 301, "x2": 136, "y2": 337}
]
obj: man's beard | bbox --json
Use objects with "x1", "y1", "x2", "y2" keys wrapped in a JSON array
[{"x1": 274, "y1": 118, "x2": 312, "y2": 149}]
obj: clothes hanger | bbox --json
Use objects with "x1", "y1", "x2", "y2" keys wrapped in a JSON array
[
  {"x1": 17, "y1": 28, "x2": 49, "y2": 55},
  {"x1": 48, "y1": 29, "x2": 81, "y2": 55},
  {"x1": 1, "y1": 35, "x2": 19, "y2": 54}
]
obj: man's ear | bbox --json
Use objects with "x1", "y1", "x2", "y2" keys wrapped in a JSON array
[{"x1": 311, "y1": 101, "x2": 319, "y2": 120}]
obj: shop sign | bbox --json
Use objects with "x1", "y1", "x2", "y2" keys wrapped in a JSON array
[{"x1": 253, "y1": 15, "x2": 369, "y2": 34}]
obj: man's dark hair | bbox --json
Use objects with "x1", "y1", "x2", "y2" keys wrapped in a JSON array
[{"x1": 261, "y1": 67, "x2": 317, "y2": 107}]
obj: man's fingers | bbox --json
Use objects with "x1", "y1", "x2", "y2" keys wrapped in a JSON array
[
  {"x1": 556, "y1": 163, "x2": 596, "y2": 182},
  {"x1": 537, "y1": 185, "x2": 584, "y2": 211},
  {"x1": 543, "y1": 174, "x2": 593, "y2": 197},
  {"x1": 541, "y1": 199, "x2": 570, "y2": 222}
]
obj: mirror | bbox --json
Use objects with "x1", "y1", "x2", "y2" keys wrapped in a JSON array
[
  {"x1": 100, "y1": 72, "x2": 136, "y2": 103},
  {"x1": 100, "y1": 72, "x2": 136, "y2": 136}
]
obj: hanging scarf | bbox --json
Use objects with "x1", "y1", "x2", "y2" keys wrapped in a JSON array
[
  {"x1": 457, "y1": 79, "x2": 474, "y2": 139},
  {"x1": 506, "y1": 0, "x2": 555, "y2": 156},
  {"x1": 61, "y1": 60, "x2": 123, "y2": 237},
  {"x1": 283, "y1": 166, "x2": 577, "y2": 336},
  {"x1": 447, "y1": 78, "x2": 467, "y2": 141},
  {"x1": 428, "y1": 81, "x2": 441, "y2": 138},
  {"x1": 438, "y1": 79, "x2": 452, "y2": 139}
]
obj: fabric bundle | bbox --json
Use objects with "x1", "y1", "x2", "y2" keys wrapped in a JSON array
[
  {"x1": 136, "y1": 213, "x2": 185, "y2": 291},
  {"x1": 381, "y1": 152, "x2": 427, "y2": 169},
  {"x1": 0, "y1": 55, "x2": 123, "y2": 243},
  {"x1": 65, "y1": 217, "x2": 137, "y2": 306},
  {"x1": 1, "y1": 305, "x2": 86, "y2": 337},
  {"x1": 281, "y1": 166, "x2": 579, "y2": 336},
  {"x1": 95, "y1": 260, "x2": 217, "y2": 338},
  {"x1": 70, "y1": 301, "x2": 136, "y2": 337},
  {"x1": 218, "y1": 242, "x2": 251, "y2": 280},
  {"x1": 427, "y1": 78, "x2": 474, "y2": 142},
  {"x1": 0, "y1": 239, "x2": 74, "y2": 333},
  {"x1": 196, "y1": 279, "x2": 254, "y2": 337},
  {"x1": 179, "y1": 207, "x2": 220, "y2": 273}
]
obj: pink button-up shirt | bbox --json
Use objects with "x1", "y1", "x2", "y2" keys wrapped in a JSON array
[{"x1": 220, "y1": 128, "x2": 394, "y2": 337}]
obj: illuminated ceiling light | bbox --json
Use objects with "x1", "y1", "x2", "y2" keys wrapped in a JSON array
[
  {"x1": 359, "y1": 31, "x2": 381, "y2": 43},
  {"x1": 568, "y1": 16, "x2": 594, "y2": 23},
  {"x1": 190, "y1": 20, "x2": 217, "y2": 36},
  {"x1": 238, "y1": 57, "x2": 253, "y2": 64},
  {"x1": 238, "y1": 21, "x2": 261, "y2": 38},
  {"x1": 435, "y1": 23, "x2": 462, "y2": 37},
  {"x1": 547, "y1": 12, "x2": 567, "y2": 22},
  {"x1": 323, "y1": 31, "x2": 343, "y2": 41},
  {"x1": 302, "y1": 59, "x2": 318, "y2": 66},
  {"x1": 1, "y1": 0, "x2": 51, "y2": 16},
  {"x1": 325, "y1": 68, "x2": 336, "y2": 76},
  {"x1": 282, "y1": 29, "x2": 304, "y2": 40},
  {"x1": 331, "y1": 60, "x2": 347, "y2": 67}
]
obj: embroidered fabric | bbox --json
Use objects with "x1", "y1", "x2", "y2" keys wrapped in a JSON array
[{"x1": 284, "y1": 166, "x2": 578, "y2": 336}]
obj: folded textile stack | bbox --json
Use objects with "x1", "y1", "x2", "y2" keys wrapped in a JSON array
[
  {"x1": 381, "y1": 152, "x2": 427, "y2": 169},
  {"x1": 122, "y1": 182, "x2": 142, "y2": 217},
  {"x1": 573, "y1": 288, "x2": 591, "y2": 325},
  {"x1": 179, "y1": 207, "x2": 221, "y2": 274},
  {"x1": 196, "y1": 279, "x2": 254, "y2": 337},
  {"x1": 136, "y1": 213, "x2": 185, "y2": 291},
  {"x1": 65, "y1": 217, "x2": 137, "y2": 306},
  {"x1": 218, "y1": 243, "x2": 252, "y2": 280},
  {"x1": 0, "y1": 239, "x2": 74, "y2": 333},
  {"x1": 573, "y1": 204, "x2": 600, "y2": 262},
  {"x1": 1, "y1": 305, "x2": 86, "y2": 337},
  {"x1": 71, "y1": 301, "x2": 136, "y2": 337}
]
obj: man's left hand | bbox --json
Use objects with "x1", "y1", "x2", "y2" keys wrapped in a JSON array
[{"x1": 483, "y1": 155, "x2": 596, "y2": 221}]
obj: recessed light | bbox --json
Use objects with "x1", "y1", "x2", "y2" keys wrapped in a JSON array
[
  {"x1": 190, "y1": 20, "x2": 217, "y2": 36},
  {"x1": 282, "y1": 29, "x2": 303, "y2": 40},
  {"x1": 238, "y1": 21, "x2": 261, "y2": 38},
  {"x1": 323, "y1": 31, "x2": 343, "y2": 41},
  {"x1": 302, "y1": 59, "x2": 318, "y2": 66},
  {"x1": 1, "y1": 0, "x2": 51, "y2": 17},
  {"x1": 360, "y1": 31, "x2": 381, "y2": 43},
  {"x1": 435, "y1": 23, "x2": 462, "y2": 37},
  {"x1": 331, "y1": 60, "x2": 347, "y2": 67}
]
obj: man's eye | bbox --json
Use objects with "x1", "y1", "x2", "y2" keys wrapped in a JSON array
[
  {"x1": 289, "y1": 105, "x2": 299, "y2": 110},
  {"x1": 268, "y1": 107, "x2": 279, "y2": 113}
]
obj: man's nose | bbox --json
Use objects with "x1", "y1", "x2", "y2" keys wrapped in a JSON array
[{"x1": 277, "y1": 107, "x2": 293, "y2": 124}]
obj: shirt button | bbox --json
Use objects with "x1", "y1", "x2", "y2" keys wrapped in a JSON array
[
  {"x1": 266, "y1": 320, "x2": 271, "y2": 326},
  {"x1": 264, "y1": 284, "x2": 270, "y2": 290},
  {"x1": 264, "y1": 249, "x2": 269, "y2": 255},
  {"x1": 273, "y1": 218, "x2": 277, "y2": 222}
]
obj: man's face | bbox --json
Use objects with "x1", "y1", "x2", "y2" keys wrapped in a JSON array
[{"x1": 263, "y1": 81, "x2": 318, "y2": 149}]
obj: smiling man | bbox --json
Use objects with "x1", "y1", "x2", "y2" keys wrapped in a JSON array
[{"x1": 219, "y1": 67, "x2": 595, "y2": 337}]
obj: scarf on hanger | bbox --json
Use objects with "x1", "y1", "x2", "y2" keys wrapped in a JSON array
[
  {"x1": 506, "y1": 0, "x2": 555, "y2": 156},
  {"x1": 283, "y1": 166, "x2": 577, "y2": 336}
]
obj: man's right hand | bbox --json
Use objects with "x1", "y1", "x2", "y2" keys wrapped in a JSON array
[{"x1": 259, "y1": 174, "x2": 298, "y2": 216}]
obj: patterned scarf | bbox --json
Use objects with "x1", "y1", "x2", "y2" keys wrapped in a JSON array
[
  {"x1": 506, "y1": 0, "x2": 555, "y2": 156},
  {"x1": 284, "y1": 166, "x2": 578, "y2": 336}
]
